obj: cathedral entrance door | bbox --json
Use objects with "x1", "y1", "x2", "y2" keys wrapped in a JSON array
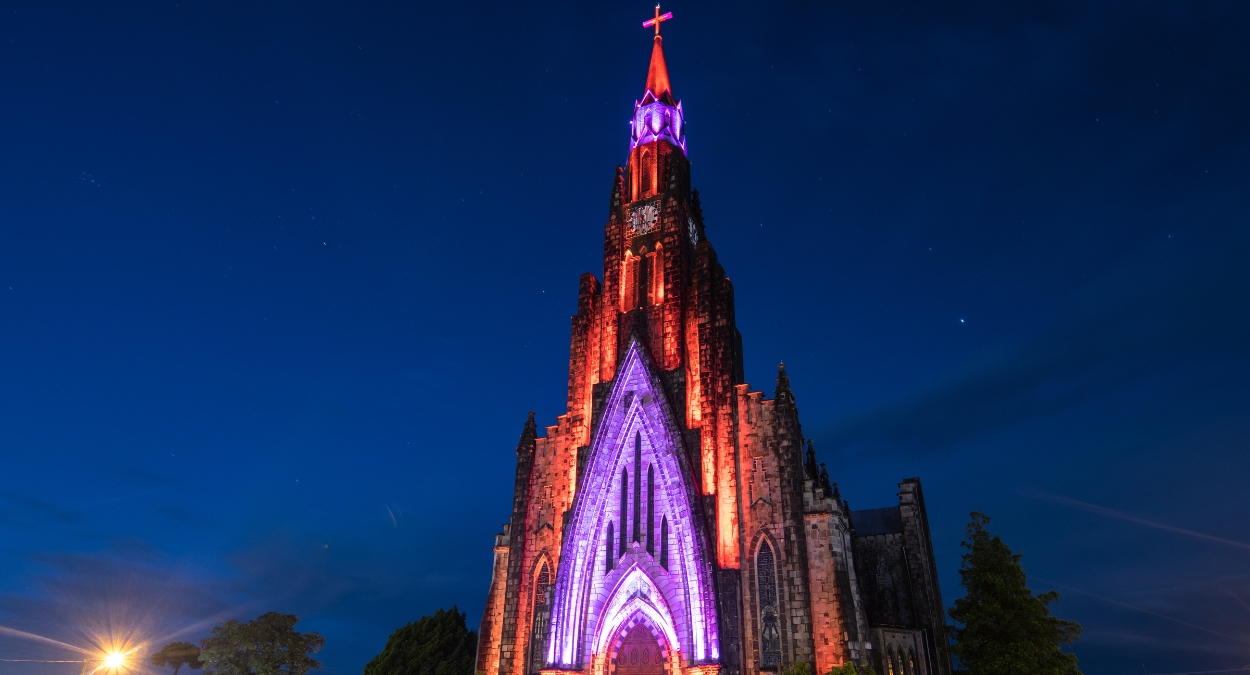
[{"x1": 614, "y1": 624, "x2": 666, "y2": 675}]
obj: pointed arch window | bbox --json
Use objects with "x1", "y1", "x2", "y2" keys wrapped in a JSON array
[
  {"x1": 650, "y1": 243, "x2": 664, "y2": 305},
  {"x1": 640, "y1": 149, "x2": 652, "y2": 194},
  {"x1": 646, "y1": 464, "x2": 655, "y2": 555},
  {"x1": 636, "y1": 247, "x2": 649, "y2": 310},
  {"x1": 619, "y1": 468, "x2": 629, "y2": 556},
  {"x1": 632, "y1": 433, "x2": 642, "y2": 542},
  {"x1": 620, "y1": 251, "x2": 630, "y2": 311},
  {"x1": 660, "y1": 516, "x2": 669, "y2": 569},
  {"x1": 606, "y1": 522, "x2": 614, "y2": 573},
  {"x1": 621, "y1": 251, "x2": 639, "y2": 312},
  {"x1": 757, "y1": 540, "x2": 781, "y2": 670},
  {"x1": 528, "y1": 561, "x2": 553, "y2": 674}
]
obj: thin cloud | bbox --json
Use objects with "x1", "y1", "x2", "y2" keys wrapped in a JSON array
[
  {"x1": 0, "y1": 549, "x2": 236, "y2": 661},
  {"x1": 1036, "y1": 577, "x2": 1250, "y2": 647},
  {"x1": 0, "y1": 624, "x2": 91, "y2": 655},
  {"x1": 1024, "y1": 489, "x2": 1250, "y2": 553}
]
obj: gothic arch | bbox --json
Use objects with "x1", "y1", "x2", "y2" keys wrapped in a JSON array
[
  {"x1": 528, "y1": 555, "x2": 555, "y2": 674},
  {"x1": 530, "y1": 553, "x2": 554, "y2": 607},
  {"x1": 751, "y1": 532, "x2": 783, "y2": 671},
  {"x1": 749, "y1": 529, "x2": 778, "y2": 560},
  {"x1": 650, "y1": 243, "x2": 664, "y2": 305},
  {"x1": 639, "y1": 148, "x2": 653, "y2": 195},
  {"x1": 544, "y1": 340, "x2": 719, "y2": 671},
  {"x1": 609, "y1": 622, "x2": 671, "y2": 675},
  {"x1": 592, "y1": 566, "x2": 680, "y2": 655},
  {"x1": 621, "y1": 251, "x2": 636, "y2": 311}
]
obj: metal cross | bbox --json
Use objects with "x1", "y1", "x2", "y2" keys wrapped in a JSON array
[{"x1": 642, "y1": 4, "x2": 673, "y2": 37}]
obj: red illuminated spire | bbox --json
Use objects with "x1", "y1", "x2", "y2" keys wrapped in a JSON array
[{"x1": 642, "y1": 5, "x2": 674, "y2": 103}]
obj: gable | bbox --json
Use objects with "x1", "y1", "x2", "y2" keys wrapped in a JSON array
[{"x1": 543, "y1": 340, "x2": 720, "y2": 669}]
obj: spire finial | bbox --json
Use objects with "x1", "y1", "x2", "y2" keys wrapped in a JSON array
[
  {"x1": 642, "y1": 4, "x2": 673, "y2": 38},
  {"x1": 641, "y1": 5, "x2": 674, "y2": 101}
]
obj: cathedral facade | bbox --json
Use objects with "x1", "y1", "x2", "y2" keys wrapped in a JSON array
[{"x1": 476, "y1": 16, "x2": 950, "y2": 675}]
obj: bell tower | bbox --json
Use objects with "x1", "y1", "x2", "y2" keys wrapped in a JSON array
[{"x1": 563, "y1": 5, "x2": 745, "y2": 574}]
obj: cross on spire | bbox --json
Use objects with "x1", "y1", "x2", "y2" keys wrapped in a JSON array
[{"x1": 642, "y1": 4, "x2": 673, "y2": 38}]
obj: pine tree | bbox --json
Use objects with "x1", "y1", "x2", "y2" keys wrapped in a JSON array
[
  {"x1": 363, "y1": 607, "x2": 477, "y2": 675},
  {"x1": 948, "y1": 512, "x2": 1081, "y2": 675}
]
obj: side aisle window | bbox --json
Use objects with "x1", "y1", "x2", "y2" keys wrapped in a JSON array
[
  {"x1": 757, "y1": 540, "x2": 782, "y2": 669},
  {"x1": 528, "y1": 562, "x2": 553, "y2": 673}
]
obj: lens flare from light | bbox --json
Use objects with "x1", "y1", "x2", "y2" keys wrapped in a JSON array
[{"x1": 104, "y1": 653, "x2": 125, "y2": 669}]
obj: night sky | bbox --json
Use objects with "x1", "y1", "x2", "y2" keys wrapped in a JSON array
[{"x1": 2, "y1": 1, "x2": 1249, "y2": 674}]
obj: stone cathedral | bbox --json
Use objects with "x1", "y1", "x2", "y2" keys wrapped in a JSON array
[{"x1": 476, "y1": 11, "x2": 950, "y2": 675}]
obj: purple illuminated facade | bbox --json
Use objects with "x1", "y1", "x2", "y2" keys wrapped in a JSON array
[
  {"x1": 545, "y1": 342, "x2": 719, "y2": 674},
  {"x1": 631, "y1": 100, "x2": 685, "y2": 156},
  {"x1": 475, "y1": 14, "x2": 952, "y2": 675}
]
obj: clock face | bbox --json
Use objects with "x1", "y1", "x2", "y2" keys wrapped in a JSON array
[
  {"x1": 687, "y1": 216, "x2": 698, "y2": 244},
  {"x1": 629, "y1": 203, "x2": 659, "y2": 235}
]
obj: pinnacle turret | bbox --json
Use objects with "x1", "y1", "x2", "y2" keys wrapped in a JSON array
[
  {"x1": 775, "y1": 362, "x2": 792, "y2": 402},
  {"x1": 805, "y1": 439, "x2": 819, "y2": 481},
  {"x1": 516, "y1": 410, "x2": 537, "y2": 454}
]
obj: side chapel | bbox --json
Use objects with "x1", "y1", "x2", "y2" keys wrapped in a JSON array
[{"x1": 475, "y1": 10, "x2": 951, "y2": 675}]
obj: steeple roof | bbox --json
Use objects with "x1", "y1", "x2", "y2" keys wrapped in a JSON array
[
  {"x1": 640, "y1": 5, "x2": 676, "y2": 105},
  {"x1": 645, "y1": 36, "x2": 673, "y2": 103}
]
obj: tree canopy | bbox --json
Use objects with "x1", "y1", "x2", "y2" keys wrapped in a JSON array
[
  {"x1": 151, "y1": 641, "x2": 203, "y2": 675},
  {"x1": 948, "y1": 512, "x2": 1082, "y2": 675},
  {"x1": 362, "y1": 606, "x2": 477, "y2": 675},
  {"x1": 824, "y1": 662, "x2": 876, "y2": 675},
  {"x1": 199, "y1": 612, "x2": 324, "y2": 675}
]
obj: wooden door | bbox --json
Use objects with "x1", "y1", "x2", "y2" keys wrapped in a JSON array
[{"x1": 614, "y1": 624, "x2": 665, "y2": 675}]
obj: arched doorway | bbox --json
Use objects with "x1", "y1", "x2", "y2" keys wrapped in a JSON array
[{"x1": 613, "y1": 623, "x2": 665, "y2": 675}]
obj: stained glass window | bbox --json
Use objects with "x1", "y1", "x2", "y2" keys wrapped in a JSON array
[
  {"x1": 528, "y1": 562, "x2": 552, "y2": 674},
  {"x1": 757, "y1": 540, "x2": 781, "y2": 669}
]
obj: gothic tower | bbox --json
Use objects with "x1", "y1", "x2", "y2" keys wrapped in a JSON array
[{"x1": 474, "y1": 11, "x2": 951, "y2": 675}]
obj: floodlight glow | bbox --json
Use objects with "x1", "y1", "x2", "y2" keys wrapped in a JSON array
[{"x1": 542, "y1": 342, "x2": 719, "y2": 668}]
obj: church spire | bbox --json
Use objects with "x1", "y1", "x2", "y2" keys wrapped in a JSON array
[
  {"x1": 645, "y1": 34, "x2": 672, "y2": 102},
  {"x1": 630, "y1": 5, "x2": 685, "y2": 157},
  {"x1": 642, "y1": 5, "x2": 674, "y2": 103}
]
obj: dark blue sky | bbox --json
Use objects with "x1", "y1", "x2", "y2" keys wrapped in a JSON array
[{"x1": 1, "y1": 1, "x2": 1248, "y2": 674}]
